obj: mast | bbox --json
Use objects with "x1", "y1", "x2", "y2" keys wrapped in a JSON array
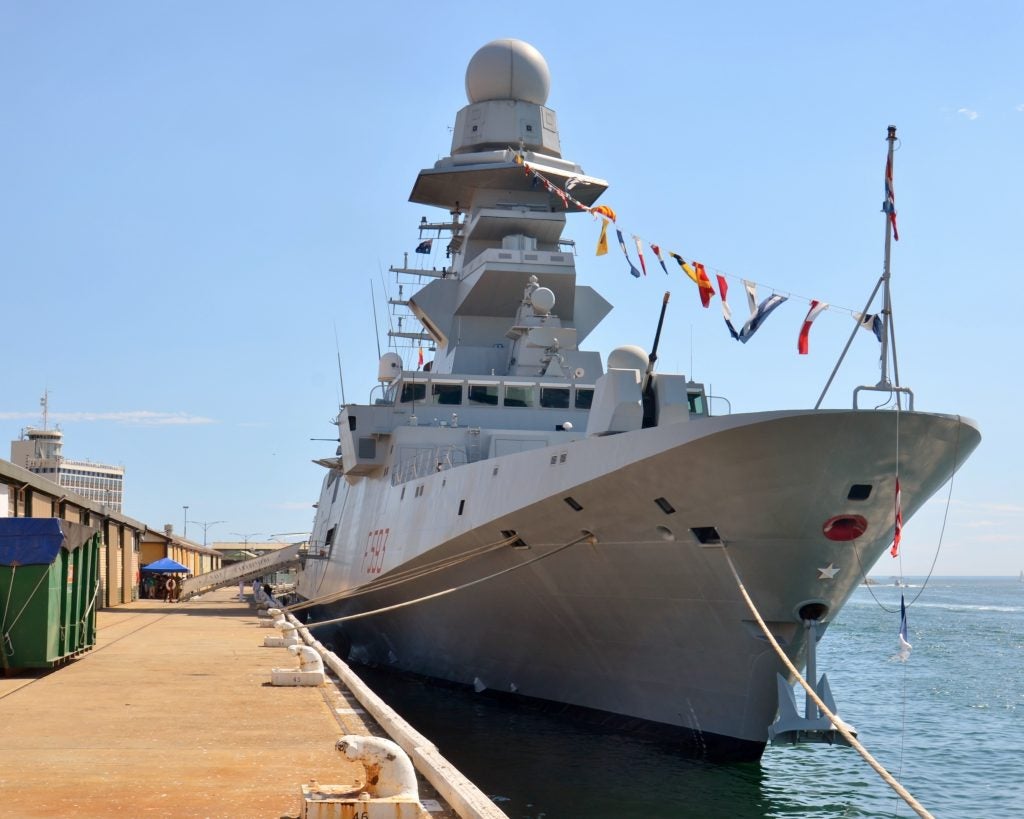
[
  {"x1": 817, "y1": 125, "x2": 913, "y2": 410},
  {"x1": 878, "y1": 125, "x2": 897, "y2": 389}
]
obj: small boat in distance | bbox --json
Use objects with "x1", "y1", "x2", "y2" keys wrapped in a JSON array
[{"x1": 295, "y1": 39, "x2": 980, "y2": 761}]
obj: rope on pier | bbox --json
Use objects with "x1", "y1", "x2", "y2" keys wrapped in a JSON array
[{"x1": 720, "y1": 545, "x2": 934, "y2": 819}]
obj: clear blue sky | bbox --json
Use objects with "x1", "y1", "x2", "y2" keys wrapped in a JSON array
[{"x1": 1, "y1": 2, "x2": 1020, "y2": 573}]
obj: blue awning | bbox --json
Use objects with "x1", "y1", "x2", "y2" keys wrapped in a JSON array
[{"x1": 142, "y1": 557, "x2": 189, "y2": 573}]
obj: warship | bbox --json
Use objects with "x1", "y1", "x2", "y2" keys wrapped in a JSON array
[{"x1": 295, "y1": 39, "x2": 979, "y2": 761}]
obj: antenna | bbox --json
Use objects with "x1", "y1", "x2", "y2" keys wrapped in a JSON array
[
  {"x1": 332, "y1": 323, "x2": 347, "y2": 405},
  {"x1": 378, "y1": 262, "x2": 396, "y2": 350},
  {"x1": 369, "y1": 280, "x2": 383, "y2": 360}
]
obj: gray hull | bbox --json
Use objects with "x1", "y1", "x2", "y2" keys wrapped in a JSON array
[{"x1": 299, "y1": 408, "x2": 979, "y2": 760}]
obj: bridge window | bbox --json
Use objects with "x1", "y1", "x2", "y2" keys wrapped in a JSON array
[
  {"x1": 468, "y1": 384, "x2": 499, "y2": 406},
  {"x1": 400, "y1": 382, "x2": 426, "y2": 403},
  {"x1": 432, "y1": 383, "x2": 463, "y2": 405},
  {"x1": 574, "y1": 388, "x2": 594, "y2": 410},
  {"x1": 540, "y1": 387, "x2": 570, "y2": 409},
  {"x1": 688, "y1": 391, "x2": 706, "y2": 415},
  {"x1": 504, "y1": 385, "x2": 535, "y2": 408}
]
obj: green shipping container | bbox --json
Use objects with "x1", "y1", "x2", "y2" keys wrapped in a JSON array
[{"x1": 0, "y1": 518, "x2": 101, "y2": 672}]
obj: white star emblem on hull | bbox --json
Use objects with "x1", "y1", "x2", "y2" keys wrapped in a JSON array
[{"x1": 817, "y1": 563, "x2": 840, "y2": 580}]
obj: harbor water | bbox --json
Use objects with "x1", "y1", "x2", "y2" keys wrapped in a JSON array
[{"x1": 354, "y1": 577, "x2": 1023, "y2": 817}]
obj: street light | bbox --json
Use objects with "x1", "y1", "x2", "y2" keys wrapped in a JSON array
[
  {"x1": 230, "y1": 532, "x2": 263, "y2": 548},
  {"x1": 183, "y1": 505, "x2": 189, "y2": 538},
  {"x1": 191, "y1": 519, "x2": 225, "y2": 548}
]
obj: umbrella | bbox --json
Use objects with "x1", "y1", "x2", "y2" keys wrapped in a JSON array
[{"x1": 142, "y1": 557, "x2": 189, "y2": 573}]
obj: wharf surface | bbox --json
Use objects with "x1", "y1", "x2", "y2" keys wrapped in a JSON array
[{"x1": 0, "y1": 587, "x2": 453, "y2": 818}]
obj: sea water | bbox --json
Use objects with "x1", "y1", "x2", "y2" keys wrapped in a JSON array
[{"x1": 354, "y1": 578, "x2": 1023, "y2": 817}]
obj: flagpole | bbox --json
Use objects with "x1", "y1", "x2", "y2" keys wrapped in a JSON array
[
  {"x1": 817, "y1": 125, "x2": 913, "y2": 411},
  {"x1": 878, "y1": 125, "x2": 897, "y2": 390}
]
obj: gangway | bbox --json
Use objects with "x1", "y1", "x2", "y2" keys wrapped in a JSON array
[{"x1": 180, "y1": 543, "x2": 303, "y2": 600}]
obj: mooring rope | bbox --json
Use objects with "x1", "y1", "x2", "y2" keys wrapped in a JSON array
[
  {"x1": 720, "y1": 544, "x2": 934, "y2": 819},
  {"x1": 288, "y1": 533, "x2": 520, "y2": 613},
  {"x1": 302, "y1": 531, "x2": 594, "y2": 630}
]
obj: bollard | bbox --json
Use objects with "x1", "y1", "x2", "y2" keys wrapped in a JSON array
[
  {"x1": 263, "y1": 621, "x2": 299, "y2": 648},
  {"x1": 271, "y1": 644, "x2": 325, "y2": 687},
  {"x1": 298, "y1": 736, "x2": 422, "y2": 819}
]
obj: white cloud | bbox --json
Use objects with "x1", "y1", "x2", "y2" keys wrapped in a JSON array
[
  {"x1": 1017, "y1": 103, "x2": 1024, "y2": 113},
  {"x1": 0, "y1": 410, "x2": 215, "y2": 426},
  {"x1": 957, "y1": 107, "x2": 979, "y2": 120}
]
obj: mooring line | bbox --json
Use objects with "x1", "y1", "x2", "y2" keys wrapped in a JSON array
[
  {"x1": 288, "y1": 534, "x2": 519, "y2": 613},
  {"x1": 720, "y1": 545, "x2": 934, "y2": 819},
  {"x1": 303, "y1": 531, "x2": 595, "y2": 630}
]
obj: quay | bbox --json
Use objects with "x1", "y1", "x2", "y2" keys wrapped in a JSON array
[{"x1": 0, "y1": 586, "x2": 501, "y2": 818}]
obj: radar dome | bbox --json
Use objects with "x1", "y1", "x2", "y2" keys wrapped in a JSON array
[
  {"x1": 607, "y1": 345, "x2": 650, "y2": 373},
  {"x1": 378, "y1": 352, "x2": 403, "y2": 382},
  {"x1": 529, "y1": 286, "x2": 556, "y2": 316},
  {"x1": 465, "y1": 39, "x2": 550, "y2": 105}
]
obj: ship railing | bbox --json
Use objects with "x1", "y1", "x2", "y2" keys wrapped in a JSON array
[
  {"x1": 705, "y1": 394, "x2": 731, "y2": 416},
  {"x1": 853, "y1": 383, "x2": 914, "y2": 411}
]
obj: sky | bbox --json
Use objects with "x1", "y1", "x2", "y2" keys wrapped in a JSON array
[{"x1": 1, "y1": 2, "x2": 1021, "y2": 574}]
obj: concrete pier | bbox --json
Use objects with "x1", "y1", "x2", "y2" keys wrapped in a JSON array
[{"x1": 0, "y1": 587, "x2": 457, "y2": 818}]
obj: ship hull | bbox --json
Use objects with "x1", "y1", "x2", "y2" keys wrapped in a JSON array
[{"x1": 297, "y1": 408, "x2": 979, "y2": 761}]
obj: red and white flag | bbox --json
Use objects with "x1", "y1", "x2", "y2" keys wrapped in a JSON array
[
  {"x1": 632, "y1": 236, "x2": 648, "y2": 276},
  {"x1": 891, "y1": 478, "x2": 903, "y2": 557},
  {"x1": 797, "y1": 300, "x2": 829, "y2": 355}
]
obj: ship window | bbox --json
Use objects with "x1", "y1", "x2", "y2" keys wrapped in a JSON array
[
  {"x1": 504, "y1": 385, "x2": 535, "y2": 408},
  {"x1": 688, "y1": 392, "x2": 706, "y2": 415},
  {"x1": 654, "y1": 497, "x2": 676, "y2": 515},
  {"x1": 358, "y1": 437, "x2": 377, "y2": 459},
  {"x1": 540, "y1": 387, "x2": 570, "y2": 409},
  {"x1": 458, "y1": 499, "x2": 465, "y2": 515},
  {"x1": 848, "y1": 484, "x2": 873, "y2": 501},
  {"x1": 400, "y1": 382, "x2": 426, "y2": 403},
  {"x1": 432, "y1": 383, "x2": 463, "y2": 405},
  {"x1": 468, "y1": 384, "x2": 499, "y2": 406},
  {"x1": 564, "y1": 496, "x2": 583, "y2": 511},
  {"x1": 574, "y1": 388, "x2": 594, "y2": 410}
]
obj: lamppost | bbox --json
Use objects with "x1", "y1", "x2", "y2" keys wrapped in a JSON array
[
  {"x1": 183, "y1": 505, "x2": 189, "y2": 538},
  {"x1": 191, "y1": 519, "x2": 225, "y2": 548},
  {"x1": 230, "y1": 532, "x2": 263, "y2": 548}
]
